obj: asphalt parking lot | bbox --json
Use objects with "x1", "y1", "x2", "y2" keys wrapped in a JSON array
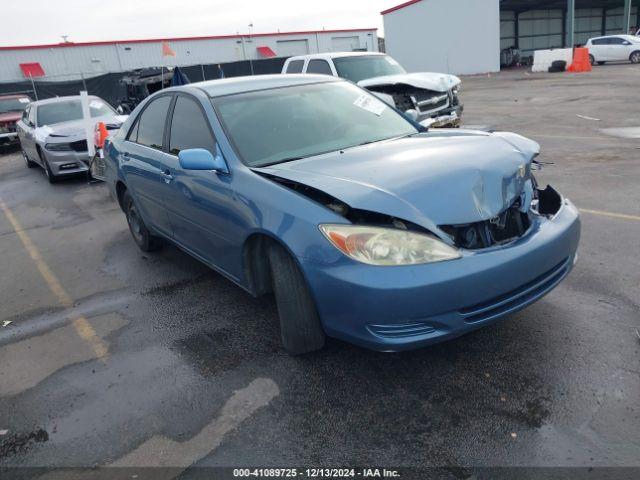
[{"x1": 0, "y1": 64, "x2": 639, "y2": 477}]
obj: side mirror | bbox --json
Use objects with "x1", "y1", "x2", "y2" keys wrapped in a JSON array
[
  {"x1": 116, "y1": 105, "x2": 124, "y2": 114},
  {"x1": 404, "y1": 109, "x2": 419, "y2": 122},
  {"x1": 178, "y1": 147, "x2": 229, "y2": 174}
]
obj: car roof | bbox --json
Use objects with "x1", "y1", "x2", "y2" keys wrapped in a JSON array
[
  {"x1": 286, "y1": 51, "x2": 387, "y2": 62},
  {"x1": 589, "y1": 34, "x2": 639, "y2": 41},
  {"x1": 30, "y1": 95, "x2": 104, "y2": 107},
  {"x1": 0, "y1": 93, "x2": 31, "y2": 100},
  {"x1": 189, "y1": 74, "x2": 341, "y2": 98}
]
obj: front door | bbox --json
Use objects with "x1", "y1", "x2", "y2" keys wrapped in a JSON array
[{"x1": 163, "y1": 94, "x2": 242, "y2": 277}]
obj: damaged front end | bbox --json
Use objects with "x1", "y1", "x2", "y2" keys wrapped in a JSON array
[
  {"x1": 365, "y1": 83, "x2": 463, "y2": 128},
  {"x1": 258, "y1": 169, "x2": 564, "y2": 253},
  {"x1": 440, "y1": 183, "x2": 563, "y2": 249}
]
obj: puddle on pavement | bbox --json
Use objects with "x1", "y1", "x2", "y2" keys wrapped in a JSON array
[{"x1": 599, "y1": 127, "x2": 640, "y2": 139}]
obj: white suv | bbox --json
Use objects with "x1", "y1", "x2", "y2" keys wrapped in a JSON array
[
  {"x1": 282, "y1": 52, "x2": 462, "y2": 128},
  {"x1": 586, "y1": 35, "x2": 640, "y2": 65}
]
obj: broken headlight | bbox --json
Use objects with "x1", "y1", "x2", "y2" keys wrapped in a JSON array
[{"x1": 319, "y1": 224, "x2": 461, "y2": 266}]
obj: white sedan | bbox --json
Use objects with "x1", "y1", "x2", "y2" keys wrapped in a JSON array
[{"x1": 586, "y1": 35, "x2": 640, "y2": 65}]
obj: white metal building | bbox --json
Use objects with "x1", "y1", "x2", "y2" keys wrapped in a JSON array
[
  {"x1": 382, "y1": 0, "x2": 639, "y2": 75},
  {"x1": 382, "y1": 0, "x2": 501, "y2": 75},
  {"x1": 0, "y1": 29, "x2": 378, "y2": 82}
]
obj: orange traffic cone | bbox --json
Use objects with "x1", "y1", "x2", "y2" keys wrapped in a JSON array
[
  {"x1": 94, "y1": 122, "x2": 109, "y2": 149},
  {"x1": 567, "y1": 47, "x2": 592, "y2": 73}
]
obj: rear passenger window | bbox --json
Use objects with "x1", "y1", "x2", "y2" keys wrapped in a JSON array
[
  {"x1": 131, "y1": 95, "x2": 172, "y2": 150},
  {"x1": 169, "y1": 96, "x2": 215, "y2": 155},
  {"x1": 591, "y1": 38, "x2": 607, "y2": 45},
  {"x1": 286, "y1": 60, "x2": 304, "y2": 73},
  {"x1": 307, "y1": 59, "x2": 333, "y2": 75}
]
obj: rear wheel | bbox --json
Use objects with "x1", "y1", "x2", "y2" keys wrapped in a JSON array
[
  {"x1": 122, "y1": 190, "x2": 162, "y2": 252},
  {"x1": 588, "y1": 54, "x2": 595, "y2": 65},
  {"x1": 630, "y1": 51, "x2": 640, "y2": 64},
  {"x1": 268, "y1": 243, "x2": 325, "y2": 355}
]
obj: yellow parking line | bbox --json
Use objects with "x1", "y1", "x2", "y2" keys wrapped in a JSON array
[
  {"x1": 0, "y1": 200, "x2": 108, "y2": 360},
  {"x1": 580, "y1": 208, "x2": 640, "y2": 222}
]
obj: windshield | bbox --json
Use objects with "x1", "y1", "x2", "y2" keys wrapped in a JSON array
[
  {"x1": 333, "y1": 55, "x2": 406, "y2": 83},
  {"x1": 37, "y1": 98, "x2": 116, "y2": 127},
  {"x1": 212, "y1": 81, "x2": 418, "y2": 167},
  {"x1": 0, "y1": 97, "x2": 30, "y2": 114}
]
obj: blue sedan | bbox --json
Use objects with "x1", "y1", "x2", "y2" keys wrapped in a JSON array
[{"x1": 104, "y1": 74, "x2": 580, "y2": 355}]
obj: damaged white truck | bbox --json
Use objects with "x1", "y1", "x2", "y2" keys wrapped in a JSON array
[{"x1": 282, "y1": 52, "x2": 462, "y2": 128}]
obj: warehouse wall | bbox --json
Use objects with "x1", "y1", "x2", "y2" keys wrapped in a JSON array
[
  {"x1": 500, "y1": 7, "x2": 638, "y2": 55},
  {"x1": 383, "y1": 0, "x2": 500, "y2": 75},
  {"x1": 0, "y1": 30, "x2": 377, "y2": 82}
]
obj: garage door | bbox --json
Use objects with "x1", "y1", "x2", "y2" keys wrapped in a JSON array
[
  {"x1": 276, "y1": 40, "x2": 309, "y2": 57},
  {"x1": 331, "y1": 36, "x2": 361, "y2": 52}
]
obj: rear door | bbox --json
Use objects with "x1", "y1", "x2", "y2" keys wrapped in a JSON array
[
  {"x1": 589, "y1": 38, "x2": 608, "y2": 60},
  {"x1": 120, "y1": 94, "x2": 175, "y2": 237}
]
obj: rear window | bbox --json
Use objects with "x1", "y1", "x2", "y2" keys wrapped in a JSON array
[
  {"x1": 307, "y1": 59, "x2": 333, "y2": 75},
  {"x1": 285, "y1": 60, "x2": 304, "y2": 73},
  {"x1": 37, "y1": 98, "x2": 115, "y2": 127}
]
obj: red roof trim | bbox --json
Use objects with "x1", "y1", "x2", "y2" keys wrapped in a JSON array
[
  {"x1": 381, "y1": 0, "x2": 423, "y2": 15},
  {"x1": 0, "y1": 28, "x2": 378, "y2": 51}
]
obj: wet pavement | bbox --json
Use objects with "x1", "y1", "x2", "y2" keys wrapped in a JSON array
[{"x1": 0, "y1": 64, "x2": 639, "y2": 477}]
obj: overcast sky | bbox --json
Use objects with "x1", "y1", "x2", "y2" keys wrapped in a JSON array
[{"x1": 1, "y1": 0, "x2": 402, "y2": 46}]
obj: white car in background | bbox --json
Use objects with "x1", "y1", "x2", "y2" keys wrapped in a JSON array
[
  {"x1": 586, "y1": 35, "x2": 640, "y2": 65},
  {"x1": 282, "y1": 52, "x2": 462, "y2": 128}
]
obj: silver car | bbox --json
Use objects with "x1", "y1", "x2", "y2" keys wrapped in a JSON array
[{"x1": 16, "y1": 95, "x2": 125, "y2": 183}]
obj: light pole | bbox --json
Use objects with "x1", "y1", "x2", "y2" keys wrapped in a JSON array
[{"x1": 248, "y1": 22, "x2": 254, "y2": 75}]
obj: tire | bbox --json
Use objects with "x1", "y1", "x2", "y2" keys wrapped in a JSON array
[
  {"x1": 122, "y1": 189, "x2": 162, "y2": 252},
  {"x1": 630, "y1": 51, "x2": 640, "y2": 64},
  {"x1": 22, "y1": 146, "x2": 36, "y2": 168},
  {"x1": 268, "y1": 243, "x2": 325, "y2": 355},
  {"x1": 38, "y1": 149, "x2": 57, "y2": 184},
  {"x1": 588, "y1": 55, "x2": 595, "y2": 66}
]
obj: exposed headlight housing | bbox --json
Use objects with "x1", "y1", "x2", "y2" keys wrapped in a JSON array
[
  {"x1": 319, "y1": 224, "x2": 461, "y2": 266},
  {"x1": 45, "y1": 142, "x2": 72, "y2": 151}
]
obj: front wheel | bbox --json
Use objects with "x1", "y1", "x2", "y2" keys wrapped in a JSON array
[
  {"x1": 38, "y1": 150, "x2": 58, "y2": 184},
  {"x1": 268, "y1": 243, "x2": 325, "y2": 355},
  {"x1": 630, "y1": 51, "x2": 640, "y2": 64},
  {"x1": 22, "y1": 146, "x2": 36, "y2": 168},
  {"x1": 122, "y1": 190, "x2": 162, "y2": 252}
]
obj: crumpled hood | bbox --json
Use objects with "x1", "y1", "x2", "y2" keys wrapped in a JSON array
[
  {"x1": 254, "y1": 130, "x2": 540, "y2": 229},
  {"x1": 358, "y1": 72, "x2": 461, "y2": 92}
]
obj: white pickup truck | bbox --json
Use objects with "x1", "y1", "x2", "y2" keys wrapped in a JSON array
[{"x1": 282, "y1": 52, "x2": 462, "y2": 127}]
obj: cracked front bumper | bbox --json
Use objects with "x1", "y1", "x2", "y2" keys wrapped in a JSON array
[{"x1": 420, "y1": 105, "x2": 463, "y2": 128}]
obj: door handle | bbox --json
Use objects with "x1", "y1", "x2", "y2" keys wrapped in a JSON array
[{"x1": 121, "y1": 151, "x2": 130, "y2": 161}]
